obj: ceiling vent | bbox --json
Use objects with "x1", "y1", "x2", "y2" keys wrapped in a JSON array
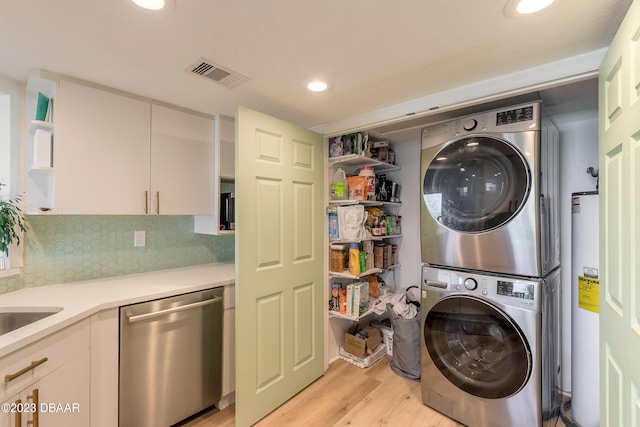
[{"x1": 185, "y1": 58, "x2": 248, "y2": 88}]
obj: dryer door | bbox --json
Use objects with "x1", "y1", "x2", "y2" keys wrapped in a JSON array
[
  {"x1": 423, "y1": 294, "x2": 532, "y2": 399},
  {"x1": 422, "y1": 136, "x2": 530, "y2": 233}
]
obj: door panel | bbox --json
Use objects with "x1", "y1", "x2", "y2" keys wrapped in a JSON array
[
  {"x1": 599, "y1": 1, "x2": 640, "y2": 425},
  {"x1": 236, "y1": 106, "x2": 324, "y2": 427},
  {"x1": 255, "y1": 177, "x2": 282, "y2": 268}
]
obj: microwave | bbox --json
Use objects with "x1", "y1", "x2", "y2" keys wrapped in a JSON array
[{"x1": 220, "y1": 192, "x2": 235, "y2": 231}]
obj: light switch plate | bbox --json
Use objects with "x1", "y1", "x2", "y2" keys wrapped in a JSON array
[{"x1": 134, "y1": 230, "x2": 146, "y2": 247}]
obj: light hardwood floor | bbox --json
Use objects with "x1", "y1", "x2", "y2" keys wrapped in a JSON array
[
  {"x1": 182, "y1": 356, "x2": 461, "y2": 427},
  {"x1": 181, "y1": 356, "x2": 568, "y2": 427}
]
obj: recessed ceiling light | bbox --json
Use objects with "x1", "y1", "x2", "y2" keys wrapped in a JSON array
[
  {"x1": 307, "y1": 80, "x2": 330, "y2": 92},
  {"x1": 504, "y1": 0, "x2": 555, "y2": 17},
  {"x1": 132, "y1": 0, "x2": 165, "y2": 10}
]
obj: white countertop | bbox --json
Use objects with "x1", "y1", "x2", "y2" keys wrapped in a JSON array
[{"x1": 0, "y1": 262, "x2": 235, "y2": 358}]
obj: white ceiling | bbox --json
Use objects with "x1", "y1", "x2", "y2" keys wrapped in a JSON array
[{"x1": 0, "y1": 0, "x2": 632, "y2": 131}]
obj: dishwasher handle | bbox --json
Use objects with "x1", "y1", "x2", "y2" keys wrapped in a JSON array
[{"x1": 126, "y1": 296, "x2": 223, "y2": 323}]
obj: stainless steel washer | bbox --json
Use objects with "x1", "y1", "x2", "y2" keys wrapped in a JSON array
[
  {"x1": 420, "y1": 102, "x2": 559, "y2": 277},
  {"x1": 420, "y1": 265, "x2": 561, "y2": 427}
]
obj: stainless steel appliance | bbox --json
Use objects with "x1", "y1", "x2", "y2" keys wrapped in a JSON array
[
  {"x1": 119, "y1": 288, "x2": 224, "y2": 427},
  {"x1": 420, "y1": 102, "x2": 559, "y2": 277},
  {"x1": 420, "y1": 265, "x2": 561, "y2": 427}
]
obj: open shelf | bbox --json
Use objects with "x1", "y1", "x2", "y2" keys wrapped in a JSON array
[
  {"x1": 330, "y1": 234, "x2": 403, "y2": 244},
  {"x1": 329, "y1": 267, "x2": 383, "y2": 279},
  {"x1": 28, "y1": 120, "x2": 55, "y2": 135},
  {"x1": 328, "y1": 199, "x2": 401, "y2": 207},
  {"x1": 328, "y1": 153, "x2": 400, "y2": 173},
  {"x1": 329, "y1": 306, "x2": 376, "y2": 321}
]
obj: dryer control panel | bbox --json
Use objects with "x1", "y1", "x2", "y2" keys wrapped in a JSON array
[{"x1": 421, "y1": 101, "x2": 541, "y2": 150}]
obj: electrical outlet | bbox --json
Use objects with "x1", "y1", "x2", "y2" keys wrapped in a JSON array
[{"x1": 134, "y1": 231, "x2": 146, "y2": 247}]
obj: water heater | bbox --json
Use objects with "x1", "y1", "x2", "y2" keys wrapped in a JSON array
[{"x1": 571, "y1": 191, "x2": 600, "y2": 427}]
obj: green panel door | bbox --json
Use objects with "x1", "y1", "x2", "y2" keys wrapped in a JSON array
[
  {"x1": 235, "y1": 106, "x2": 324, "y2": 426},
  {"x1": 598, "y1": 1, "x2": 640, "y2": 425}
]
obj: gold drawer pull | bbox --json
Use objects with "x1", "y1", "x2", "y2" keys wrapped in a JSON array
[
  {"x1": 15, "y1": 398, "x2": 22, "y2": 425},
  {"x1": 4, "y1": 357, "x2": 48, "y2": 383}
]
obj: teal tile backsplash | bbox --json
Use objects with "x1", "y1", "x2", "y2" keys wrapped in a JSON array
[{"x1": 0, "y1": 215, "x2": 234, "y2": 294}]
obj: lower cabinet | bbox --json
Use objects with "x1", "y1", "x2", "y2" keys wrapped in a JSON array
[
  {"x1": 90, "y1": 308, "x2": 119, "y2": 427},
  {"x1": 0, "y1": 319, "x2": 91, "y2": 427},
  {"x1": 39, "y1": 350, "x2": 91, "y2": 426},
  {"x1": 1, "y1": 354, "x2": 90, "y2": 427},
  {"x1": 220, "y1": 284, "x2": 236, "y2": 408},
  {"x1": 0, "y1": 392, "x2": 22, "y2": 427}
]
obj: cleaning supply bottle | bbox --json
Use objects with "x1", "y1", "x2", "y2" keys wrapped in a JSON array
[
  {"x1": 349, "y1": 243, "x2": 361, "y2": 276},
  {"x1": 331, "y1": 167, "x2": 348, "y2": 200}
]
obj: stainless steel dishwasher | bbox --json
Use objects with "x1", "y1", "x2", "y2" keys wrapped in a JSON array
[{"x1": 119, "y1": 287, "x2": 224, "y2": 427}]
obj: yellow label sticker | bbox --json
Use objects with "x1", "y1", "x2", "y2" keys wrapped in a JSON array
[{"x1": 578, "y1": 275, "x2": 599, "y2": 313}]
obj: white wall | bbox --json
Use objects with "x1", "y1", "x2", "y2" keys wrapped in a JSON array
[
  {"x1": 385, "y1": 138, "x2": 422, "y2": 292},
  {"x1": 555, "y1": 108, "x2": 599, "y2": 392}
]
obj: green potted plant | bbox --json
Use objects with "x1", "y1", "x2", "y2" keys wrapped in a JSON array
[{"x1": 0, "y1": 196, "x2": 28, "y2": 266}]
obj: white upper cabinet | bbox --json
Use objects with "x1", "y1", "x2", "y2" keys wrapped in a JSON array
[
  {"x1": 57, "y1": 80, "x2": 151, "y2": 214},
  {"x1": 150, "y1": 105, "x2": 215, "y2": 215},
  {"x1": 55, "y1": 80, "x2": 215, "y2": 215},
  {"x1": 218, "y1": 116, "x2": 235, "y2": 179}
]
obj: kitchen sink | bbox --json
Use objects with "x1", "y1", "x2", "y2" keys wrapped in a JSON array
[{"x1": 0, "y1": 307, "x2": 63, "y2": 336}]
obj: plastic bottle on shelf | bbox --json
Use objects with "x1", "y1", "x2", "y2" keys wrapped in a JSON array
[
  {"x1": 331, "y1": 167, "x2": 348, "y2": 200},
  {"x1": 349, "y1": 243, "x2": 361, "y2": 276}
]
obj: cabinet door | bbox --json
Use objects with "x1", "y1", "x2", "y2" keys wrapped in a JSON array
[
  {"x1": 1, "y1": 393, "x2": 22, "y2": 427},
  {"x1": 57, "y1": 80, "x2": 151, "y2": 214},
  {"x1": 39, "y1": 350, "x2": 91, "y2": 427},
  {"x1": 1, "y1": 385, "x2": 43, "y2": 427},
  {"x1": 218, "y1": 116, "x2": 235, "y2": 179},
  {"x1": 222, "y1": 306, "x2": 235, "y2": 398},
  {"x1": 150, "y1": 105, "x2": 215, "y2": 215}
]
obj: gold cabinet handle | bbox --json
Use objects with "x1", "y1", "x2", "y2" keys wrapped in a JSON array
[
  {"x1": 14, "y1": 398, "x2": 22, "y2": 426},
  {"x1": 144, "y1": 190, "x2": 149, "y2": 214},
  {"x1": 155, "y1": 191, "x2": 160, "y2": 214},
  {"x1": 27, "y1": 388, "x2": 39, "y2": 427},
  {"x1": 4, "y1": 357, "x2": 48, "y2": 383}
]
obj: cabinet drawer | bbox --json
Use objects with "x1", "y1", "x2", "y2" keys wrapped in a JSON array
[{"x1": 0, "y1": 318, "x2": 90, "y2": 401}]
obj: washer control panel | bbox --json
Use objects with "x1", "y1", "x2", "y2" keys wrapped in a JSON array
[{"x1": 422, "y1": 265, "x2": 540, "y2": 310}]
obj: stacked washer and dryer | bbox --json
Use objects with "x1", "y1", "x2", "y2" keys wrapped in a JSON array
[{"x1": 419, "y1": 102, "x2": 562, "y2": 427}]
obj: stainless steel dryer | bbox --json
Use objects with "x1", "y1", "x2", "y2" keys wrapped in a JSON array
[
  {"x1": 420, "y1": 102, "x2": 559, "y2": 277},
  {"x1": 420, "y1": 265, "x2": 561, "y2": 427}
]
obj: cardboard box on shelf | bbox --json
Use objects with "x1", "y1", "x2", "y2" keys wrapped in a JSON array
[{"x1": 343, "y1": 323, "x2": 382, "y2": 359}]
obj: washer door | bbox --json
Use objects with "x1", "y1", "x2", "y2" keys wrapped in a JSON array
[
  {"x1": 424, "y1": 295, "x2": 532, "y2": 399},
  {"x1": 422, "y1": 136, "x2": 530, "y2": 232}
]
